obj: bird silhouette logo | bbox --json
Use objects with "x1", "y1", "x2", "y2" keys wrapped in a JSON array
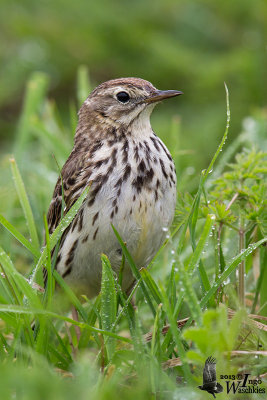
[{"x1": 198, "y1": 356, "x2": 223, "y2": 398}]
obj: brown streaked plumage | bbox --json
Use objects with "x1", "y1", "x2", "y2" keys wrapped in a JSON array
[{"x1": 46, "y1": 77, "x2": 183, "y2": 297}]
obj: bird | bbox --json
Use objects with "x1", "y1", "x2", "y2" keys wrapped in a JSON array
[
  {"x1": 46, "y1": 77, "x2": 183, "y2": 299},
  {"x1": 198, "y1": 356, "x2": 223, "y2": 398}
]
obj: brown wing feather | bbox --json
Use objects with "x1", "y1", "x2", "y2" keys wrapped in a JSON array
[
  {"x1": 47, "y1": 149, "x2": 90, "y2": 234},
  {"x1": 44, "y1": 146, "x2": 93, "y2": 285}
]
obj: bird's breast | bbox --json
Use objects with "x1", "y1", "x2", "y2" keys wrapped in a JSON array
[{"x1": 56, "y1": 133, "x2": 176, "y2": 296}]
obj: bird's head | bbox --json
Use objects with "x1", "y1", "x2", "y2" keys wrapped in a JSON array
[{"x1": 78, "y1": 78, "x2": 183, "y2": 134}]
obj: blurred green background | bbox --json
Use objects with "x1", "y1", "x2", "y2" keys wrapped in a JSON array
[{"x1": 1, "y1": 0, "x2": 266, "y2": 157}]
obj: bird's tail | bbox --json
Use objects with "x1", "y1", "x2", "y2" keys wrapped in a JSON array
[{"x1": 215, "y1": 383, "x2": 223, "y2": 393}]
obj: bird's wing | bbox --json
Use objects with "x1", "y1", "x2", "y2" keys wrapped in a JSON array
[
  {"x1": 43, "y1": 148, "x2": 92, "y2": 285},
  {"x1": 203, "y1": 356, "x2": 217, "y2": 384},
  {"x1": 47, "y1": 148, "x2": 92, "y2": 234}
]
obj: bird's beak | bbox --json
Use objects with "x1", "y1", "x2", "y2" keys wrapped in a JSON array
[{"x1": 144, "y1": 90, "x2": 183, "y2": 104}]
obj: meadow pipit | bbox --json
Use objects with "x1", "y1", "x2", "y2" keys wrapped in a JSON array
[{"x1": 46, "y1": 78, "x2": 183, "y2": 297}]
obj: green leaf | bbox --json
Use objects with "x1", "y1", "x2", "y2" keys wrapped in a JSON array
[{"x1": 184, "y1": 305, "x2": 242, "y2": 355}]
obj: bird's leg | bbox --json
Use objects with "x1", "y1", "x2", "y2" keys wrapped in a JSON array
[
  {"x1": 72, "y1": 305, "x2": 81, "y2": 342},
  {"x1": 64, "y1": 306, "x2": 81, "y2": 358},
  {"x1": 64, "y1": 321, "x2": 76, "y2": 358}
]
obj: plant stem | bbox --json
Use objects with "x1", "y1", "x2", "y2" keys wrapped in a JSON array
[
  {"x1": 238, "y1": 214, "x2": 245, "y2": 306},
  {"x1": 226, "y1": 192, "x2": 239, "y2": 211}
]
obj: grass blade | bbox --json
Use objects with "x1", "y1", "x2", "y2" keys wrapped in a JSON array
[
  {"x1": 140, "y1": 268, "x2": 162, "y2": 305},
  {"x1": 100, "y1": 254, "x2": 117, "y2": 361},
  {"x1": 77, "y1": 65, "x2": 91, "y2": 107},
  {"x1": 251, "y1": 246, "x2": 267, "y2": 314},
  {"x1": 49, "y1": 188, "x2": 90, "y2": 250},
  {"x1": 14, "y1": 72, "x2": 49, "y2": 154},
  {"x1": 177, "y1": 259, "x2": 202, "y2": 326},
  {"x1": 43, "y1": 214, "x2": 54, "y2": 305},
  {"x1": 186, "y1": 214, "x2": 215, "y2": 273},
  {"x1": 10, "y1": 158, "x2": 40, "y2": 251},
  {"x1": 188, "y1": 195, "x2": 212, "y2": 297},
  {"x1": 158, "y1": 281, "x2": 192, "y2": 383},
  {"x1": 0, "y1": 246, "x2": 42, "y2": 310},
  {"x1": 31, "y1": 119, "x2": 70, "y2": 157},
  {"x1": 53, "y1": 270, "x2": 87, "y2": 322},
  {"x1": 200, "y1": 238, "x2": 267, "y2": 308},
  {"x1": 112, "y1": 225, "x2": 156, "y2": 316},
  {"x1": 0, "y1": 304, "x2": 132, "y2": 343},
  {"x1": 0, "y1": 214, "x2": 40, "y2": 258},
  {"x1": 31, "y1": 186, "x2": 90, "y2": 285},
  {"x1": 187, "y1": 84, "x2": 230, "y2": 296},
  {"x1": 203, "y1": 83, "x2": 230, "y2": 182}
]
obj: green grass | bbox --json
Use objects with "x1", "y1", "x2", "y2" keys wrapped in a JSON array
[{"x1": 0, "y1": 69, "x2": 266, "y2": 400}]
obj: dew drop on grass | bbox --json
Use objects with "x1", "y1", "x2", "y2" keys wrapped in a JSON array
[{"x1": 162, "y1": 227, "x2": 168, "y2": 232}]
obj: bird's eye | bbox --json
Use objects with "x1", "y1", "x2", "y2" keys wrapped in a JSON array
[{"x1": 116, "y1": 91, "x2": 130, "y2": 103}]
